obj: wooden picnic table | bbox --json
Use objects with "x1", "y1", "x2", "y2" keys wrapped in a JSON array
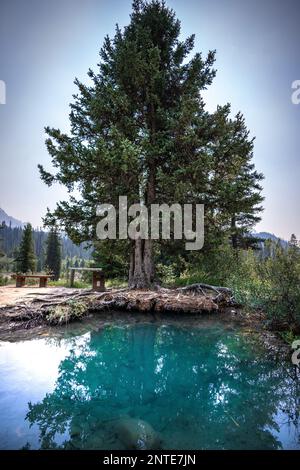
[
  {"x1": 69, "y1": 267, "x2": 105, "y2": 292},
  {"x1": 12, "y1": 274, "x2": 53, "y2": 288}
]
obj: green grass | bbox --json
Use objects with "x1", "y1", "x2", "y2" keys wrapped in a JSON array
[
  {"x1": 105, "y1": 278, "x2": 127, "y2": 288},
  {"x1": 48, "y1": 278, "x2": 127, "y2": 289},
  {"x1": 48, "y1": 279, "x2": 91, "y2": 289},
  {"x1": 278, "y1": 331, "x2": 300, "y2": 345}
]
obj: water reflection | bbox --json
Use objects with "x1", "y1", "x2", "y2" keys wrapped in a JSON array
[{"x1": 3, "y1": 323, "x2": 300, "y2": 449}]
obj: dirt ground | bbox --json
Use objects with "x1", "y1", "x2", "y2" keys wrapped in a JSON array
[{"x1": 0, "y1": 285, "x2": 75, "y2": 307}]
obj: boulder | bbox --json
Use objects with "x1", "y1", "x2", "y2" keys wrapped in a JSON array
[{"x1": 114, "y1": 417, "x2": 161, "y2": 450}]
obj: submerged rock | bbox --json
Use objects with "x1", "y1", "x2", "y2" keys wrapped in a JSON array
[
  {"x1": 85, "y1": 432, "x2": 104, "y2": 449},
  {"x1": 114, "y1": 417, "x2": 161, "y2": 450},
  {"x1": 70, "y1": 423, "x2": 81, "y2": 438}
]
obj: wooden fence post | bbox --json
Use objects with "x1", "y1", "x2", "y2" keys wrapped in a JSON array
[{"x1": 70, "y1": 269, "x2": 75, "y2": 287}]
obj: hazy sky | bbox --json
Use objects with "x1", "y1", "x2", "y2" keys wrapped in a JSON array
[{"x1": 0, "y1": 0, "x2": 299, "y2": 239}]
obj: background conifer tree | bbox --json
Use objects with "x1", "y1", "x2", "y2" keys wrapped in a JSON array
[
  {"x1": 45, "y1": 230, "x2": 61, "y2": 280},
  {"x1": 15, "y1": 223, "x2": 36, "y2": 273}
]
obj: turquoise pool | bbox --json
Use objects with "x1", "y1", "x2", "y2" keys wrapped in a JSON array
[{"x1": 0, "y1": 320, "x2": 299, "y2": 450}]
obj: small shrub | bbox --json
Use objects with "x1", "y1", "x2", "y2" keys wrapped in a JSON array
[
  {"x1": 156, "y1": 263, "x2": 178, "y2": 286},
  {"x1": 258, "y1": 244, "x2": 300, "y2": 332},
  {"x1": 47, "y1": 300, "x2": 88, "y2": 325},
  {"x1": 0, "y1": 274, "x2": 9, "y2": 286},
  {"x1": 279, "y1": 331, "x2": 300, "y2": 345}
]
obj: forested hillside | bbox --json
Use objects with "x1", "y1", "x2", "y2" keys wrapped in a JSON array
[{"x1": 0, "y1": 223, "x2": 92, "y2": 265}]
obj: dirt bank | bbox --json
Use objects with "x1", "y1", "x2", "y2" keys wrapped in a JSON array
[
  {"x1": 0, "y1": 284, "x2": 233, "y2": 337},
  {"x1": 0, "y1": 285, "x2": 292, "y2": 360}
]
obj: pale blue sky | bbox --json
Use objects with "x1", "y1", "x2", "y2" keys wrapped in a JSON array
[{"x1": 0, "y1": 0, "x2": 299, "y2": 239}]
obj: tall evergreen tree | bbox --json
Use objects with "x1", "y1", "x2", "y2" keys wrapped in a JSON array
[
  {"x1": 289, "y1": 233, "x2": 298, "y2": 249},
  {"x1": 45, "y1": 230, "x2": 61, "y2": 280},
  {"x1": 209, "y1": 108, "x2": 264, "y2": 249},
  {"x1": 15, "y1": 223, "x2": 36, "y2": 273},
  {"x1": 38, "y1": 0, "x2": 263, "y2": 287}
]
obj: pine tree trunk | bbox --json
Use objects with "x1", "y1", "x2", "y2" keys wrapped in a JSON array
[
  {"x1": 128, "y1": 109, "x2": 156, "y2": 289},
  {"x1": 143, "y1": 239, "x2": 154, "y2": 284},
  {"x1": 128, "y1": 164, "x2": 155, "y2": 288},
  {"x1": 231, "y1": 215, "x2": 238, "y2": 249},
  {"x1": 128, "y1": 238, "x2": 154, "y2": 288},
  {"x1": 128, "y1": 242, "x2": 135, "y2": 286},
  {"x1": 132, "y1": 238, "x2": 145, "y2": 287}
]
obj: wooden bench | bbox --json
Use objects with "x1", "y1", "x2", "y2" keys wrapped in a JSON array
[
  {"x1": 69, "y1": 267, "x2": 105, "y2": 292},
  {"x1": 12, "y1": 274, "x2": 53, "y2": 288}
]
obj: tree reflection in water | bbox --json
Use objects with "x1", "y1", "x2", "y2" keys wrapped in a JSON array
[{"x1": 26, "y1": 324, "x2": 300, "y2": 449}]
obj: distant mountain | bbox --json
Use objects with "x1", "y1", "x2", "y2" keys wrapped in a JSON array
[
  {"x1": 0, "y1": 208, "x2": 25, "y2": 228},
  {"x1": 254, "y1": 231, "x2": 289, "y2": 249}
]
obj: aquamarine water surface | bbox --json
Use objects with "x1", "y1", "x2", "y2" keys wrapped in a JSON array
[{"x1": 0, "y1": 321, "x2": 299, "y2": 450}]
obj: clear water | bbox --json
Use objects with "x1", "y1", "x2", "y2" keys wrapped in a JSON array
[{"x1": 0, "y1": 320, "x2": 299, "y2": 450}]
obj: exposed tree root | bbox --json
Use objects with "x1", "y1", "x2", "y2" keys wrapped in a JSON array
[{"x1": 176, "y1": 283, "x2": 235, "y2": 304}]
